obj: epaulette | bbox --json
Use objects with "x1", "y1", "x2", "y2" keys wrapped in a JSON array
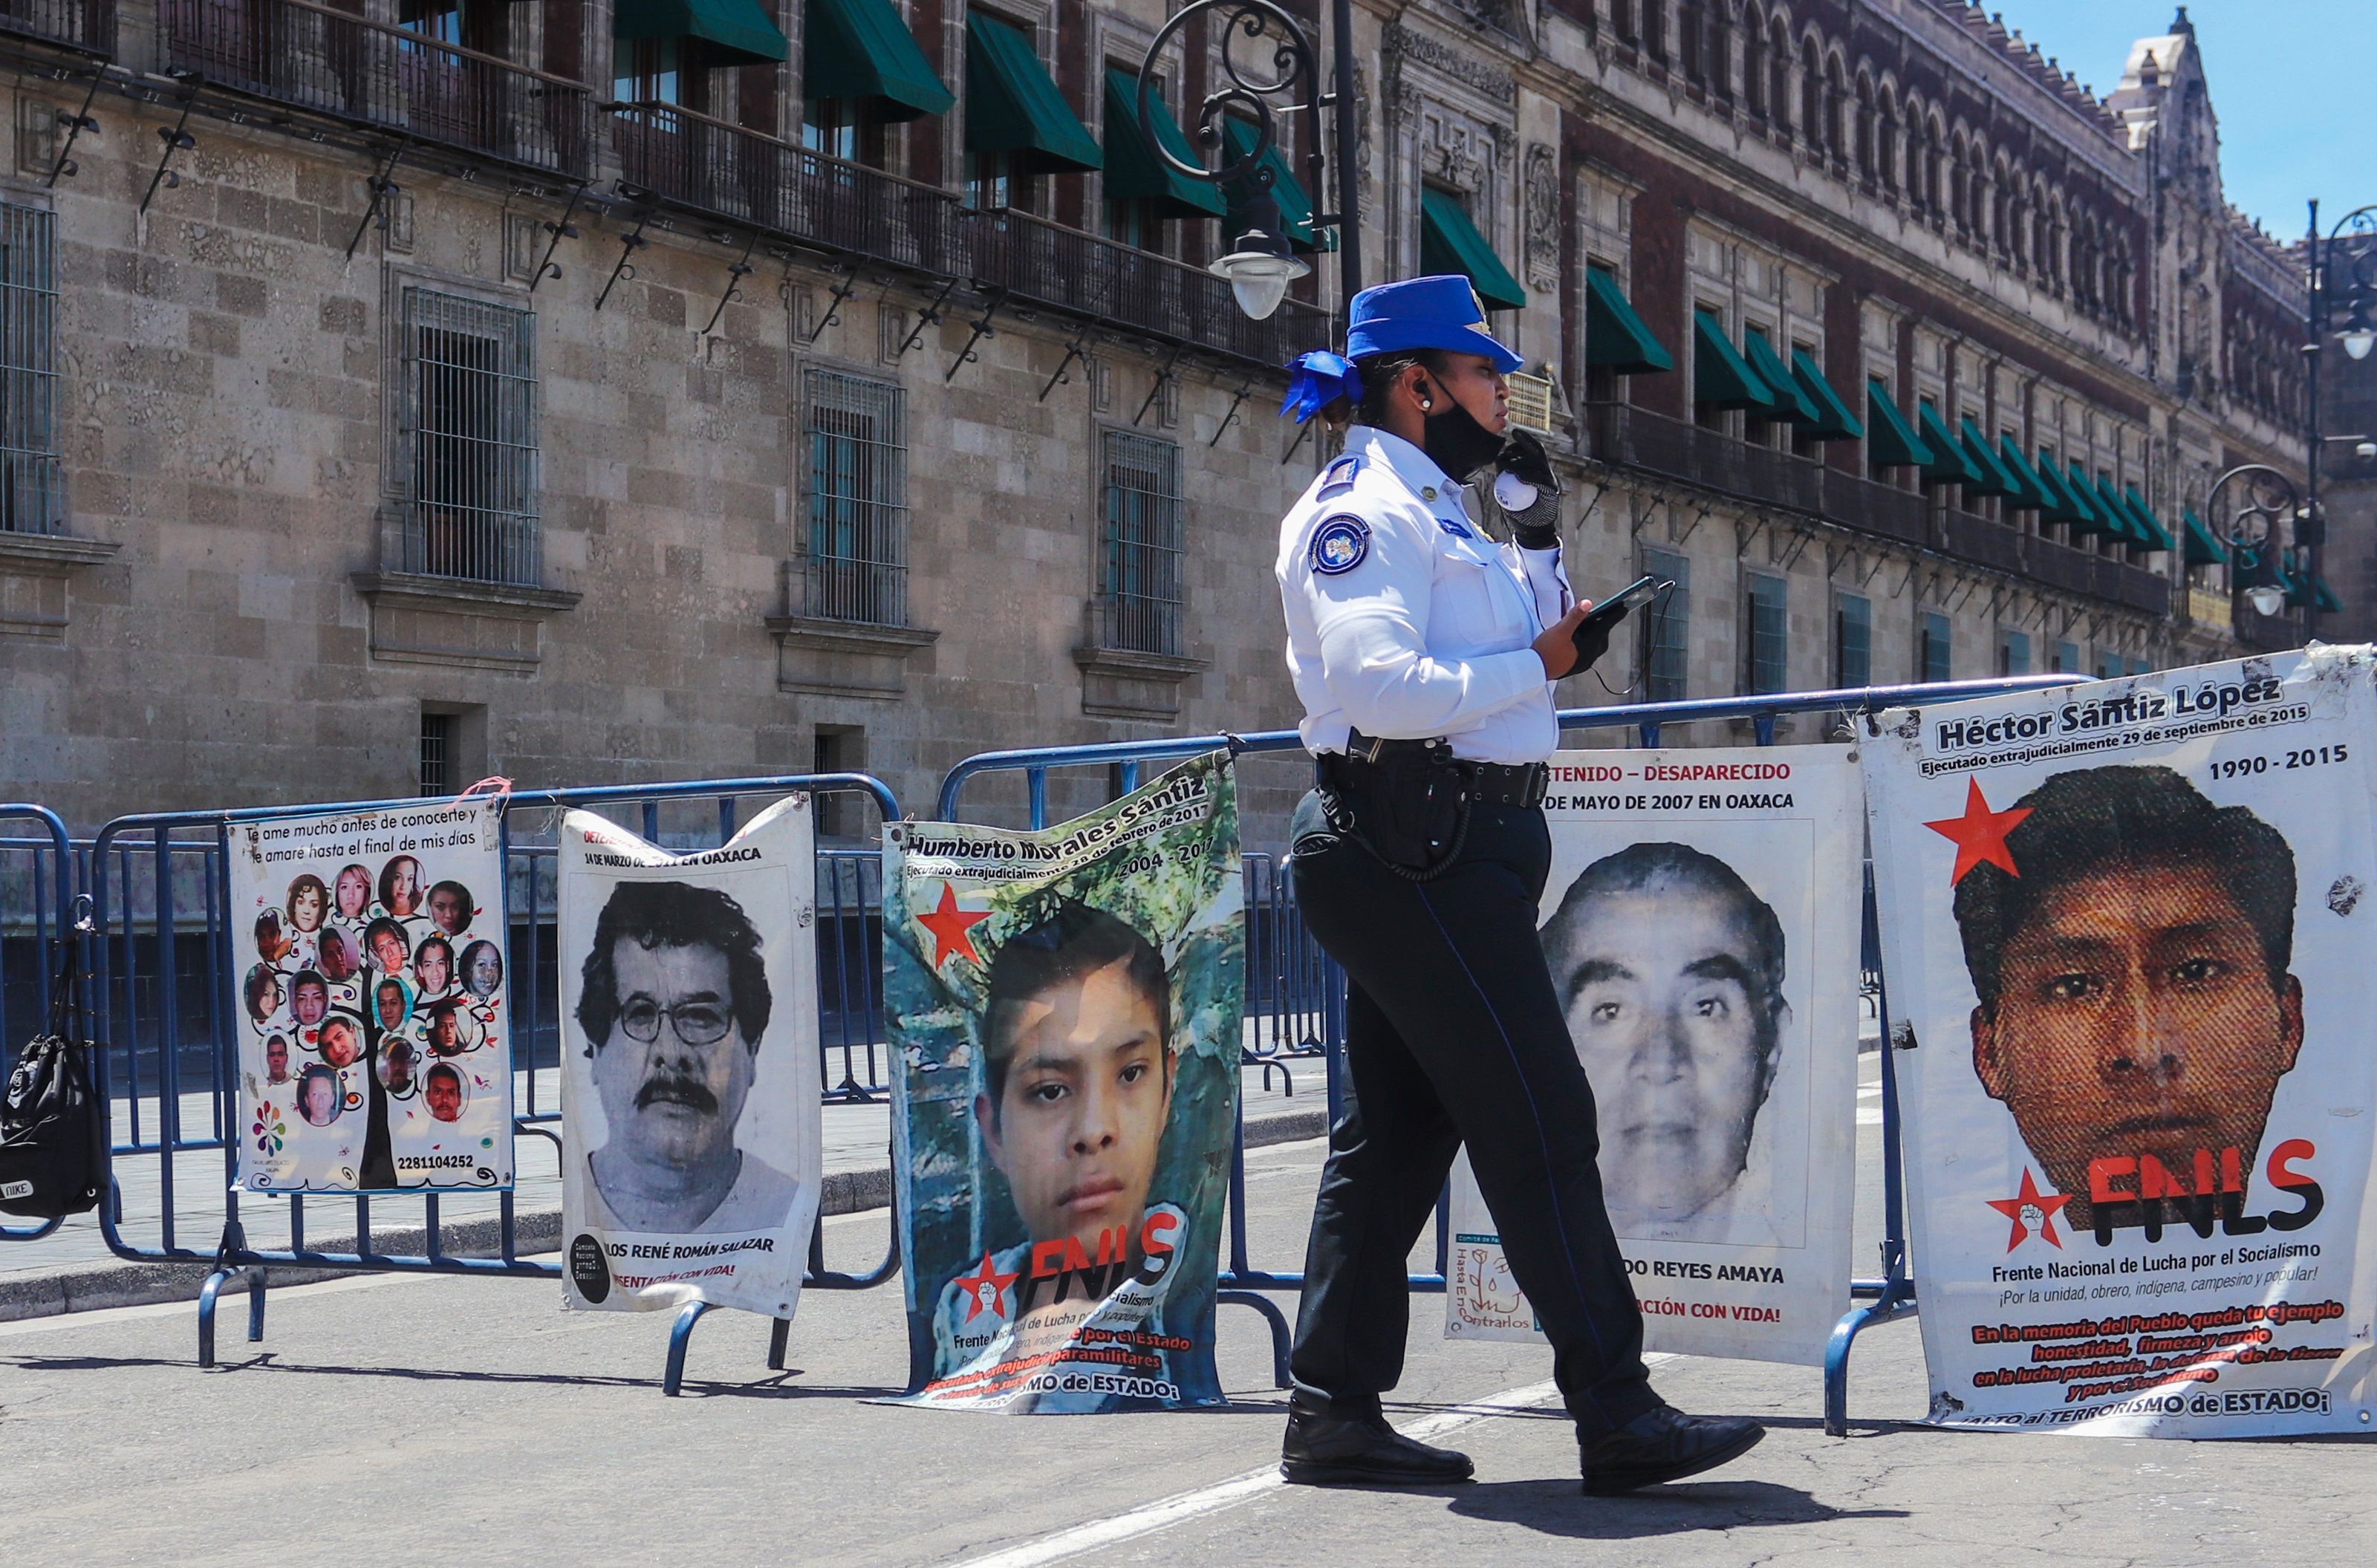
[{"x1": 1316, "y1": 453, "x2": 1362, "y2": 499}]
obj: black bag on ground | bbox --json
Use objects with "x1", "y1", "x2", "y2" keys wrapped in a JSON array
[{"x1": 0, "y1": 924, "x2": 106, "y2": 1220}]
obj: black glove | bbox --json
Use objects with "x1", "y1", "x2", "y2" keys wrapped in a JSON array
[
  {"x1": 1570, "y1": 601, "x2": 1625, "y2": 671},
  {"x1": 1497, "y1": 432, "x2": 1564, "y2": 549}
]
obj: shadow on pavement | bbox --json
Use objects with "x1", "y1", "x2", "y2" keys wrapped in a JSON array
[
  {"x1": 4, "y1": 1351, "x2": 904, "y2": 1399},
  {"x1": 1447, "y1": 1478, "x2": 1911, "y2": 1535}
]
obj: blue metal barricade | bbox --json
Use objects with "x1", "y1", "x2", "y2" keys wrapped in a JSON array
[
  {"x1": 0, "y1": 804, "x2": 76, "y2": 1242},
  {"x1": 934, "y1": 675, "x2": 2082, "y2": 1397},
  {"x1": 73, "y1": 773, "x2": 899, "y2": 1388}
]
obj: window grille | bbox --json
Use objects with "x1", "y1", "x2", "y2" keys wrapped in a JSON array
[
  {"x1": 1744, "y1": 573, "x2": 1788, "y2": 694},
  {"x1": 804, "y1": 370, "x2": 908, "y2": 625},
  {"x1": 1997, "y1": 628, "x2": 2031, "y2": 677},
  {"x1": 397, "y1": 287, "x2": 540, "y2": 585},
  {"x1": 1099, "y1": 430, "x2": 1185, "y2": 656},
  {"x1": 1834, "y1": 592, "x2": 1872, "y2": 687},
  {"x1": 0, "y1": 202, "x2": 61, "y2": 536},
  {"x1": 1642, "y1": 547, "x2": 1690, "y2": 703},
  {"x1": 418, "y1": 712, "x2": 455, "y2": 797}
]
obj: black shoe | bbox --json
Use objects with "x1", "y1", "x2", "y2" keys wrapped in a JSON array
[
  {"x1": 1281, "y1": 1396, "x2": 1475, "y2": 1487},
  {"x1": 1576, "y1": 1405, "x2": 1764, "y2": 1494}
]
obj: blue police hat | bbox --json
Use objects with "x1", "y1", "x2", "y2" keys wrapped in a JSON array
[{"x1": 1344, "y1": 276, "x2": 1523, "y2": 373}]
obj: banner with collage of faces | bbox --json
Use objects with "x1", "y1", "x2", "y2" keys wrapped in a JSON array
[{"x1": 233, "y1": 797, "x2": 513, "y2": 1191}]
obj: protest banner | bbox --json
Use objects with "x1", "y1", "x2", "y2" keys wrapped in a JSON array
[
  {"x1": 1862, "y1": 646, "x2": 2377, "y2": 1434},
  {"x1": 232, "y1": 796, "x2": 510, "y2": 1192},
  {"x1": 556, "y1": 797, "x2": 822, "y2": 1318},
  {"x1": 1444, "y1": 746, "x2": 1861, "y2": 1364},
  {"x1": 885, "y1": 755, "x2": 1242, "y2": 1412}
]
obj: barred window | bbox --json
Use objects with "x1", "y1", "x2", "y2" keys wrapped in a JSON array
[
  {"x1": 1099, "y1": 430, "x2": 1184, "y2": 656},
  {"x1": 804, "y1": 370, "x2": 908, "y2": 625},
  {"x1": 418, "y1": 712, "x2": 455, "y2": 797},
  {"x1": 397, "y1": 287, "x2": 539, "y2": 585},
  {"x1": 2052, "y1": 638, "x2": 2081, "y2": 674},
  {"x1": 1743, "y1": 572, "x2": 1787, "y2": 695},
  {"x1": 0, "y1": 203, "x2": 60, "y2": 536},
  {"x1": 1919, "y1": 609, "x2": 1952, "y2": 683},
  {"x1": 1997, "y1": 628, "x2": 2031, "y2": 677},
  {"x1": 1642, "y1": 547, "x2": 1690, "y2": 703},
  {"x1": 1833, "y1": 591, "x2": 1871, "y2": 687}
]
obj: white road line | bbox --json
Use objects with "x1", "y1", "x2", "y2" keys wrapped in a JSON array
[{"x1": 950, "y1": 1356, "x2": 1677, "y2": 1568}]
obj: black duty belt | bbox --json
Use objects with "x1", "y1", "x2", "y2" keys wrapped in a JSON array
[{"x1": 1321, "y1": 732, "x2": 1550, "y2": 810}]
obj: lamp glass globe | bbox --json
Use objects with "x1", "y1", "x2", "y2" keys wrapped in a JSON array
[
  {"x1": 1211, "y1": 250, "x2": 1309, "y2": 321},
  {"x1": 2246, "y1": 585, "x2": 2286, "y2": 617},
  {"x1": 2343, "y1": 327, "x2": 2377, "y2": 362}
]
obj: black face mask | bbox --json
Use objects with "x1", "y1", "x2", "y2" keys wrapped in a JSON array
[{"x1": 1418, "y1": 392, "x2": 1505, "y2": 484}]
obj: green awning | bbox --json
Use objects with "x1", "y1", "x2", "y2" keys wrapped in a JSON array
[
  {"x1": 1220, "y1": 118, "x2": 1321, "y2": 250},
  {"x1": 1995, "y1": 436, "x2": 2052, "y2": 511},
  {"x1": 1694, "y1": 311, "x2": 1772, "y2": 409},
  {"x1": 1867, "y1": 381, "x2": 1930, "y2": 467},
  {"x1": 1917, "y1": 401, "x2": 1981, "y2": 484},
  {"x1": 1584, "y1": 266, "x2": 1671, "y2": 374},
  {"x1": 1959, "y1": 417, "x2": 2018, "y2": 498},
  {"x1": 805, "y1": 0, "x2": 951, "y2": 119},
  {"x1": 2036, "y1": 450, "x2": 2095, "y2": 529},
  {"x1": 617, "y1": 0, "x2": 789, "y2": 65},
  {"x1": 966, "y1": 10, "x2": 1099, "y2": 173},
  {"x1": 1744, "y1": 328, "x2": 1818, "y2": 424},
  {"x1": 2064, "y1": 461, "x2": 2116, "y2": 539},
  {"x1": 1419, "y1": 188, "x2": 1526, "y2": 311},
  {"x1": 2315, "y1": 575, "x2": 2344, "y2": 614},
  {"x1": 1102, "y1": 68, "x2": 1225, "y2": 218},
  {"x1": 2121, "y1": 484, "x2": 2177, "y2": 552},
  {"x1": 2090, "y1": 474, "x2": 2144, "y2": 547},
  {"x1": 1791, "y1": 349, "x2": 1862, "y2": 439},
  {"x1": 2181, "y1": 507, "x2": 2228, "y2": 567}
]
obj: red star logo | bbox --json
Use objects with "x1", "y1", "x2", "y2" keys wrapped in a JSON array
[
  {"x1": 1986, "y1": 1168, "x2": 2074, "y2": 1252},
  {"x1": 955, "y1": 1251, "x2": 1020, "y2": 1323},
  {"x1": 917, "y1": 883, "x2": 992, "y2": 969},
  {"x1": 1925, "y1": 778, "x2": 2033, "y2": 885}
]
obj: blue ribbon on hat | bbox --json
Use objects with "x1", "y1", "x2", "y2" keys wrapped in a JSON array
[{"x1": 1280, "y1": 351, "x2": 1363, "y2": 424}]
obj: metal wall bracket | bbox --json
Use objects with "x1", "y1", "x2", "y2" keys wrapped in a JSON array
[
  {"x1": 594, "y1": 199, "x2": 657, "y2": 312},
  {"x1": 342, "y1": 134, "x2": 412, "y2": 261},
  {"x1": 802, "y1": 262, "x2": 859, "y2": 345},
  {"x1": 137, "y1": 85, "x2": 202, "y2": 216},
  {"x1": 945, "y1": 287, "x2": 1005, "y2": 383},
  {"x1": 527, "y1": 177, "x2": 591, "y2": 293},
  {"x1": 1132, "y1": 345, "x2": 1186, "y2": 426},
  {"x1": 44, "y1": 70, "x2": 102, "y2": 188},
  {"x1": 1209, "y1": 375, "x2": 1255, "y2": 447},
  {"x1": 702, "y1": 229, "x2": 761, "y2": 336},
  {"x1": 896, "y1": 278, "x2": 960, "y2": 359},
  {"x1": 1039, "y1": 316, "x2": 1099, "y2": 402},
  {"x1": 1280, "y1": 417, "x2": 1313, "y2": 466}
]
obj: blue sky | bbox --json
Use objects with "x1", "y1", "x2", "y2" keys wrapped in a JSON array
[{"x1": 1990, "y1": 1, "x2": 2368, "y2": 238}]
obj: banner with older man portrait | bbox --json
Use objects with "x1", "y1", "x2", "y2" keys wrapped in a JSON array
[
  {"x1": 885, "y1": 754, "x2": 1242, "y2": 1413},
  {"x1": 231, "y1": 796, "x2": 512, "y2": 1193},
  {"x1": 557, "y1": 796, "x2": 821, "y2": 1319},
  {"x1": 1443, "y1": 746, "x2": 1862, "y2": 1364},
  {"x1": 1863, "y1": 646, "x2": 2377, "y2": 1436}
]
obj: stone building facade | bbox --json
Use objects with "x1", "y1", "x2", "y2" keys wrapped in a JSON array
[{"x1": 0, "y1": 0, "x2": 2312, "y2": 841}]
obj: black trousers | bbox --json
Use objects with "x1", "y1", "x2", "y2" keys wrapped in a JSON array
[{"x1": 1286, "y1": 789, "x2": 1659, "y2": 1437}]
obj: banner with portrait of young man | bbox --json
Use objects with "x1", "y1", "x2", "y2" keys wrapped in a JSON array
[
  {"x1": 1863, "y1": 646, "x2": 2377, "y2": 1436},
  {"x1": 230, "y1": 796, "x2": 512, "y2": 1193},
  {"x1": 884, "y1": 754, "x2": 1242, "y2": 1414},
  {"x1": 557, "y1": 797, "x2": 822, "y2": 1320},
  {"x1": 1443, "y1": 746, "x2": 1863, "y2": 1364}
]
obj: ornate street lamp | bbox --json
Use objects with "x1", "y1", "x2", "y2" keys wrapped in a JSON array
[
  {"x1": 2207, "y1": 463, "x2": 2303, "y2": 620},
  {"x1": 2300, "y1": 201, "x2": 2377, "y2": 637},
  {"x1": 1134, "y1": 0, "x2": 1362, "y2": 322}
]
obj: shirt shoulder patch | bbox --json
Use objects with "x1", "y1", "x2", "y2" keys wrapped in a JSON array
[
  {"x1": 1308, "y1": 514, "x2": 1372, "y2": 576},
  {"x1": 1316, "y1": 453, "x2": 1362, "y2": 499}
]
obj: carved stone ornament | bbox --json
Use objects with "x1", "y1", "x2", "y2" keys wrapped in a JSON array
[
  {"x1": 1523, "y1": 142, "x2": 1559, "y2": 289},
  {"x1": 1383, "y1": 22, "x2": 1517, "y2": 106}
]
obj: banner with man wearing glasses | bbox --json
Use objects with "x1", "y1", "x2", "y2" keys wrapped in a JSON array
[{"x1": 558, "y1": 797, "x2": 822, "y2": 1319}]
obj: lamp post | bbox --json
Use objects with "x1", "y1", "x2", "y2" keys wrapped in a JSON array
[
  {"x1": 1134, "y1": 0, "x2": 1362, "y2": 322},
  {"x1": 2302, "y1": 200, "x2": 2377, "y2": 640},
  {"x1": 2208, "y1": 462, "x2": 2303, "y2": 622}
]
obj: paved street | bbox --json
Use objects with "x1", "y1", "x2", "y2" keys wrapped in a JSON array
[{"x1": 2, "y1": 1051, "x2": 2366, "y2": 1567}]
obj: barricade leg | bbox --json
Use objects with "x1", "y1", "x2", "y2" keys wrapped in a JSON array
[
  {"x1": 1822, "y1": 1279, "x2": 1916, "y2": 1437},
  {"x1": 662, "y1": 1299, "x2": 712, "y2": 1396},
  {"x1": 767, "y1": 1316, "x2": 791, "y2": 1371},
  {"x1": 246, "y1": 1268, "x2": 268, "y2": 1343},
  {"x1": 1217, "y1": 1289, "x2": 1292, "y2": 1390},
  {"x1": 197, "y1": 1268, "x2": 232, "y2": 1368}
]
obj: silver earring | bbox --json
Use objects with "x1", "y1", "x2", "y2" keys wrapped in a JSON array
[{"x1": 1420, "y1": 399, "x2": 1433, "y2": 410}]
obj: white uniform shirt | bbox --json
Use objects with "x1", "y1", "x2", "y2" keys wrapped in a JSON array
[{"x1": 1275, "y1": 426, "x2": 1576, "y2": 766}]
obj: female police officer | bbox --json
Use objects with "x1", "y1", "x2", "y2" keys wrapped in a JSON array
[{"x1": 1272, "y1": 277, "x2": 1764, "y2": 1494}]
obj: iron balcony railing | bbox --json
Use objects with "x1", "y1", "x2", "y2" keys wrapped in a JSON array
[
  {"x1": 610, "y1": 102, "x2": 1327, "y2": 370},
  {"x1": 1587, "y1": 400, "x2": 2173, "y2": 617},
  {"x1": 0, "y1": 0, "x2": 113, "y2": 54},
  {"x1": 164, "y1": 0, "x2": 594, "y2": 178}
]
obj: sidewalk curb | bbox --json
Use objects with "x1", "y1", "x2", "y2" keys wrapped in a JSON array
[{"x1": 0, "y1": 1105, "x2": 1331, "y2": 1324}]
